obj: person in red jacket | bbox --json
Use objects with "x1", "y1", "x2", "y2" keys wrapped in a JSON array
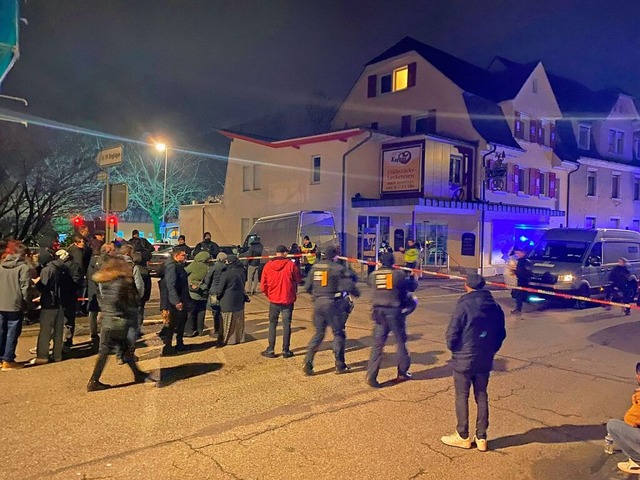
[{"x1": 260, "y1": 244, "x2": 301, "y2": 358}]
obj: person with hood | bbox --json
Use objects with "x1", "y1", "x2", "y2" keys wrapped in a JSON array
[
  {"x1": 365, "y1": 252, "x2": 418, "y2": 388},
  {"x1": 441, "y1": 273, "x2": 506, "y2": 452},
  {"x1": 185, "y1": 250, "x2": 211, "y2": 336},
  {"x1": 260, "y1": 245, "x2": 301, "y2": 358},
  {"x1": 37, "y1": 232, "x2": 60, "y2": 272},
  {"x1": 32, "y1": 249, "x2": 71, "y2": 364},
  {"x1": 0, "y1": 241, "x2": 32, "y2": 370},
  {"x1": 201, "y1": 252, "x2": 227, "y2": 339},
  {"x1": 217, "y1": 255, "x2": 247, "y2": 346},
  {"x1": 158, "y1": 248, "x2": 190, "y2": 355},
  {"x1": 87, "y1": 256, "x2": 152, "y2": 391},
  {"x1": 244, "y1": 235, "x2": 263, "y2": 295},
  {"x1": 128, "y1": 229, "x2": 154, "y2": 266},
  {"x1": 193, "y1": 232, "x2": 220, "y2": 260}
]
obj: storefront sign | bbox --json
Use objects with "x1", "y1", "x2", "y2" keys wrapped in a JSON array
[
  {"x1": 381, "y1": 141, "x2": 423, "y2": 194},
  {"x1": 461, "y1": 232, "x2": 476, "y2": 256}
]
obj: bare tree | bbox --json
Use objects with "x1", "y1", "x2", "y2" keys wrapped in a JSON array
[{"x1": 306, "y1": 89, "x2": 338, "y2": 134}]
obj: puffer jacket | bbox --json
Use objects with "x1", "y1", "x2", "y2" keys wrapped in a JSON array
[
  {"x1": 93, "y1": 266, "x2": 139, "y2": 331},
  {"x1": 185, "y1": 251, "x2": 211, "y2": 301},
  {"x1": 261, "y1": 257, "x2": 301, "y2": 305},
  {"x1": 0, "y1": 254, "x2": 32, "y2": 312},
  {"x1": 446, "y1": 289, "x2": 506, "y2": 374}
]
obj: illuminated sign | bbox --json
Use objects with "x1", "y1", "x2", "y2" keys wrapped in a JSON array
[{"x1": 381, "y1": 141, "x2": 423, "y2": 194}]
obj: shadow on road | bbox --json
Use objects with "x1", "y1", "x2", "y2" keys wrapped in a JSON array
[
  {"x1": 587, "y1": 321, "x2": 640, "y2": 354},
  {"x1": 491, "y1": 423, "x2": 605, "y2": 450},
  {"x1": 65, "y1": 340, "x2": 98, "y2": 359},
  {"x1": 155, "y1": 362, "x2": 224, "y2": 388}
]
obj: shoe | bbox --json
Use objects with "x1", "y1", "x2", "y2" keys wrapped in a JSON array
[
  {"x1": 473, "y1": 435, "x2": 488, "y2": 452},
  {"x1": 618, "y1": 458, "x2": 640, "y2": 474},
  {"x1": 134, "y1": 372, "x2": 155, "y2": 384},
  {"x1": 161, "y1": 346, "x2": 176, "y2": 356},
  {"x1": 335, "y1": 364, "x2": 351, "y2": 374},
  {"x1": 64, "y1": 338, "x2": 73, "y2": 347},
  {"x1": 396, "y1": 372, "x2": 412, "y2": 382},
  {"x1": 261, "y1": 350, "x2": 276, "y2": 358},
  {"x1": 29, "y1": 347, "x2": 37, "y2": 354},
  {"x1": 29, "y1": 358, "x2": 49, "y2": 366},
  {"x1": 510, "y1": 309, "x2": 522, "y2": 315},
  {"x1": 185, "y1": 331, "x2": 198, "y2": 338},
  {"x1": 87, "y1": 380, "x2": 111, "y2": 392},
  {"x1": 302, "y1": 361, "x2": 314, "y2": 376},
  {"x1": 175, "y1": 344, "x2": 186, "y2": 352},
  {"x1": 282, "y1": 350, "x2": 294, "y2": 359},
  {"x1": 91, "y1": 335, "x2": 100, "y2": 343},
  {"x1": 366, "y1": 377, "x2": 382, "y2": 388},
  {"x1": 2, "y1": 361, "x2": 24, "y2": 371},
  {"x1": 440, "y1": 431, "x2": 472, "y2": 449}
]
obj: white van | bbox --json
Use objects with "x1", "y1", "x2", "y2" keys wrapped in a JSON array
[
  {"x1": 241, "y1": 211, "x2": 339, "y2": 257},
  {"x1": 528, "y1": 228, "x2": 640, "y2": 306}
]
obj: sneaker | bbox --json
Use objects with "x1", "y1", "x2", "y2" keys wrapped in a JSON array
[
  {"x1": 161, "y1": 346, "x2": 176, "y2": 356},
  {"x1": 617, "y1": 458, "x2": 640, "y2": 474},
  {"x1": 302, "y1": 361, "x2": 314, "y2": 376},
  {"x1": 87, "y1": 380, "x2": 111, "y2": 392},
  {"x1": 29, "y1": 358, "x2": 49, "y2": 366},
  {"x1": 396, "y1": 372, "x2": 412, "y2": 382},
  {"x1": 29, "y1": 347, "x2": 38, "y2": 354},
  {"x1": 2, "y1": 361, "x2": 24, "y2": 371},
  {"x1": 261, "y1": 350, "x2": 276, "y2": 359},
  {"x1": 335, "y1": 364, "x2": 351, "y2": 374},
  {"x1": 473, "y1": 435, "x2": 488, "y2": 452},
  {"x1": 134, "y1": 372, "x2": 156, "y2": 384},
  {"x1": 282, "y1": 350, "x2": 294, "y2": 359},
  {"x1": 440, "y1": 431, "x2": 472, "y2": 449}
]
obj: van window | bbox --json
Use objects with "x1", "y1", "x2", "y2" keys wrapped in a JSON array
[
  {"x1": 604, "y1": 242, "x2": 639, "y2": 264},
  {"x1": 530, "y1": 240, "x2": 589, "y2": 263},
  {"x1": 300, "y1": 212, "x2": 338, "y2": 249},
  {"x1": 628, "y1": 245, "x2": 640, "y2": 261},
  {"x1": 247, "y1": 215, "x2": 298, "y2": 252}
]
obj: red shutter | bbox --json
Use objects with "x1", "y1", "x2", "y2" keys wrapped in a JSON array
[
  {"x1": 513, "y1": 164, "x2": 520, "y2": 192},
  {"x1": 550, "y1": 124, "x2": 557, "y2": 148},
  {"x1": 367, "y1": 75, "x2": 377, "y2": 98},
  {"x1": 401, "y1": 115, "x2": 412, "y2": 136},
  {"x1": 529, "y1": 120, "x2": 537, "y2": 142},
  {"x1": 528, "y1": 168, "x2": 536, "y2": 195},
  {"x1": 407, "y1": 62, "x2": 417, "y2": 88},
  {"x1": 548, "y1": 172, "x2": 556, "y2": 198}
]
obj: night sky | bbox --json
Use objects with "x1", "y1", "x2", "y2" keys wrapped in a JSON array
[{"x1": 3, "y1": 0, "x2": 640, "y2": 150}]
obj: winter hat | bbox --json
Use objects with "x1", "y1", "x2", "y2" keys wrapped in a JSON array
[
  {"x1": 276, "y1": 244, "x2": 289, "y2": 253},
  {"x1": 216, "y1": 252, "x2": 228, "y2": 262},
  {"x1": 55, "y1": 249, "x2": 70, "y2": 261},
  {"x1": 465, "y1": 273, "x2": 486, "y2": 290}
]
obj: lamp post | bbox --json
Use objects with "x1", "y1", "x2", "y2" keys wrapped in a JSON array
[{"x1": 155, "y1": 142, "x2": 168, "y2": 229}]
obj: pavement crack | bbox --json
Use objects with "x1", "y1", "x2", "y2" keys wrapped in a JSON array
[
  {"x1": 529, "y1": 405, "x2": 581, "y2": 418},
  {"x1": 179, "y1": 439, "x2": 244, "y2": 480},
  {"x1": 420, "y1": 439, "x2": 456, "y2": 462},
  {"x1": 408, "y1": 467, "x2": 429, "y2": 479},
  {"x1": 493, "y1": 383, "x2": 526, "y2": 401}
]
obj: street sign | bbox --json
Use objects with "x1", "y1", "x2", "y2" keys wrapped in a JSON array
[
  {"x1": 96, "y1": 145, "x2": 123, "y2": 167},
  {"x1": 96, "y1": 171, "x2": 107, "y2": 181},
  {"x1": 102, "y1": 183, "x2": 129, "y2": 212}
]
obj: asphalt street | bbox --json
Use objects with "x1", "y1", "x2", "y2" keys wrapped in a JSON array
[{"x1": 2, "y1": 277, "x2": 639, "y2": 480}]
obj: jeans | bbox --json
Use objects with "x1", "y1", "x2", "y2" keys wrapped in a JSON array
[
  {"x1": 266, "y1": 303, "x2": 293, "y2": 353},
  {"x1": 454, "y1": 370, "x2": 490, "y2": 439},
  {"x1": 37, "y1": 307, "x2": 64, "y2": 361},
  {"x1": 0, "y1": 310, "x2": 23, "y2": 362},
  {"x1": 304, "y1": 298, "x2": 347, "y2": 367},
  {"x1": 608, "y1": 418, "x2": 640, "y2": 463},
  {"x1": 246, "y1": 265, "x2": 260, "y2": 294},
  {"x1": 366, "y1": 307, "x2": 410, "y2": 382},
  {"x1": 186, "y1": 299, "x2": 207, "y2": 334}
]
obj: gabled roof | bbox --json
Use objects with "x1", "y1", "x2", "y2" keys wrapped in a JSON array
[{"x1": 218, "y1": 128, "x2": 365, "y2": 149}]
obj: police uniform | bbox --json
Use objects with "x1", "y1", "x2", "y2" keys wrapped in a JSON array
[
  {"x1": 366, "y1": 253, "x2": 417, "y2": 387},
  {"x1": 303, "y1": 247, "x2": 359, "y2": 375}
]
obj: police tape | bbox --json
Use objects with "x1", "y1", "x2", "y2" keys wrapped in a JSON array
[{"x1": 226, "y1": 252, "x2": 637, "y2": 311}]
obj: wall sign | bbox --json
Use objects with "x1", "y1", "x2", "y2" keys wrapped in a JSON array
[
  {"x1": 380, "y1": 141, "x2": 424, "y2": 194},
  {"x1": 461, "y1": 232, "x2": 476, "y2": 256}
]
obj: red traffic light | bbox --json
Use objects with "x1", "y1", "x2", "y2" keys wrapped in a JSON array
[
  {"x1": 108, "y1": 215, "x2": 116, "y2": 225},
  {"x1": 107, "y1": 215, "x2": 118, "y2": 232},
  {"x1": 72, "y1": 216, "x2": 84, "y2": 226}
]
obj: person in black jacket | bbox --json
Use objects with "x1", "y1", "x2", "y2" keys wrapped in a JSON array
[
  {"x1": 217, "y1": 255, "x2": 246, "y2": 346},
  {"x1": 244, "y1": 236, "x2": 263, "y2": 295},
  {"x1": 607, "y1": 257, "x2": 635, "y2": 315},
  {"x1": 201, "y1": 252, "x2": 227, "y2": 340},
  {"x1": 510, "y1": 247, "x2": 531, "y2": 315},
  {"x1": 60, "y1": 238, "x2": 84, "y2": 349},
  {"x1": 158, "y1": 248, "x2": 190, "y2": 355},
  {"x1": 193, "y1": 232, "x2": 220, "y2": 260},
  {"x1": 441, "y1": 273, "x2": 506, "y2": 452}
]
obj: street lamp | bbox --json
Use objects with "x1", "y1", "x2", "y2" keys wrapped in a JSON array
[{"x1": 155, "y1": 142, "x2": 168, "y2": 228}]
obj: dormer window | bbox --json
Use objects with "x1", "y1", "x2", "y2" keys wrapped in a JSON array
[
  {"x1": 393, "y1": 66, "x2": 409, "y2": 91},
  {"x1": 369, "y1": 63, "x2": 417, "y2": 97},
  {"x1": 608, "y1": 129, "x2": 624, "y2": 154},
  {"x1": 578, "y1": 124, "x2": 591, "y2": 150}
]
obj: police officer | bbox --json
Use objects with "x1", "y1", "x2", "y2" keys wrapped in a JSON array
[
  {"x1": 366, "y1": 252, "x2": 418, "y2": 388},
  {"x1": 303, "y1": 245, "x2": 360, "y2": 375}
]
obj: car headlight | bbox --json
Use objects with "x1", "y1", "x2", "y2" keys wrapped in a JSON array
[{"x1": 558, "y1": 274, "x2": 574, "y2": 282}]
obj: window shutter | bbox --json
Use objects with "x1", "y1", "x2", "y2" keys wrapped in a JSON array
[
  {"x1": 550, "y1": 124, "x2": 557, "y2": 148},
  {"x1": 528, "y1": 168, "x2": 536, "y2": 195},
  {"x1": 367, "y1": 75, "x2": 377, "y2": 98},
  {"x1": 401, "y1": 115, "x2": 411, "y2": 136},
  {"x1": 407, "y1": 62, "x2": 417, "y2": 88},
  {"x1": 548, "y1": 172, "x2": 556, "y2": 198},
  {"x1": 529, "y1": 120, "x2": 537, "y2": 143}
]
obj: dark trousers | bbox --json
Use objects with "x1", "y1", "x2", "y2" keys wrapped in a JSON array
[
  {"x1": 0, "y1": 310, "x2": 22, "y2": 363},
  {"x1": 62, "y1": 299, "x2": 77, "y2": 342},
  {"x1": 304, "y1": 298, "x2": 346, "y2": 367},
  {"x1": 512, "y1": 289, "x2": 527, "y2": 312},
  {"x1": 165, "y1": 305, "x2": 187, "y2": 348},
  {"x1": 90, "y1": 326, "x2": 144, "y2": 382},
  {"x1": 266, "y1": 303, "x2": 293, "y2": 353},
  {"x1": 210, "y1": 304, "x2": 222, "y2": 338},
  {"x1": 186, "y1": 299, "x2": 207, "y2": 335},
  {"x1": 453, "y1": 370, "x2": 490, "y2": 439},
  {"x1": 366, "y1": 307, "x2": 410, "y2": 382},
  {"x1": 37, "y1": 307, "x2": 64, "y2": 361}
]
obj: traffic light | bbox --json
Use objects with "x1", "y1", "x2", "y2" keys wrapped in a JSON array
[
  {"x1": 72, "y1": 216, "x2": 84, "y2": 231},
  {"x1": 107, "y1": 215, "x2": 118, "y2": 233}
]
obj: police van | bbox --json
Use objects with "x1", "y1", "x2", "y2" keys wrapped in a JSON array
[{"x1": 528, "y1": 228, "x2": 640, "y2": 307}]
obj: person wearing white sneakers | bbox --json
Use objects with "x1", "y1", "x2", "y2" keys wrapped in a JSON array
[{"x1": 441, "y1": 273, "x2": 506, "y2": 452}]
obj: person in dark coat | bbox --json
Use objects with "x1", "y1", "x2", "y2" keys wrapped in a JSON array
[
  {"x1": 158, "y1": 248, "x2": 190, "y2": 355},
  {"x1": 217, "y1": 255, "x2": 246, "y2": 346},
  {"x1": 86, "y1": 243, "x2": 116, "y2": 346},
  {"x1": 510, "y1": 247, "x2": 531, "y2": 315},
  {"x1": 86, "y1": 257, "x2": 152, "y2": 391},
  {"x1": 173, "y1": 235, "x2": 193, "y2": 258},
  {"x1": 201, "y1": 252, "x2": 227, "y2": 339},
  {"x1": 60, "y1": 237, "x2": 84, "y2": 349},
  {"x1": 129, "y1": 230, "x2": 154, "y2": 267},
  {"x1": 244, "y1": 236, "x2": 264, "y2": 295},
  {"x1": 193, "y1": 232, "x2": 220, "y2": 260},
  {"x1": 608, "y1": 257, "x2": 634, "y2": 315},
  {"x1": 441, "y1": 273, "x2": 506, "y2": 452}
]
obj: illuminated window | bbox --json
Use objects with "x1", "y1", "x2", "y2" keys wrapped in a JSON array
[
  {"x1": 393, "y1": 66, "x2": 408, "y2": 91},
  {"x1": 311, "y1": 156, "x2": 321, "y2": 184}
]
